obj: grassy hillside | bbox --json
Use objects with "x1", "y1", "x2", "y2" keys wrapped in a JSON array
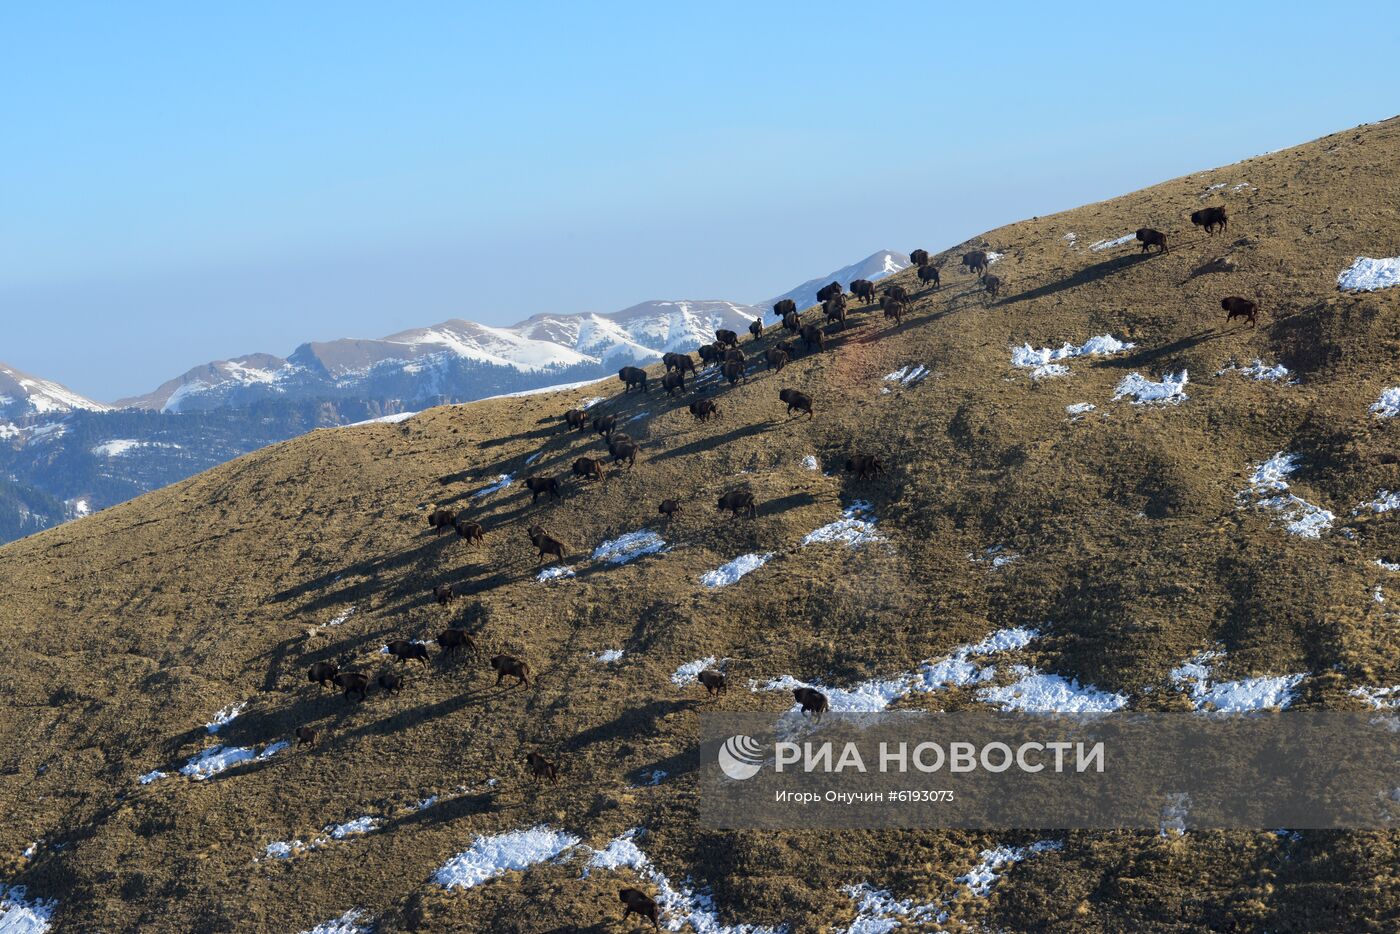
[{"x1": 2, "y1": 117, "x2": 1398, "y2": 933}]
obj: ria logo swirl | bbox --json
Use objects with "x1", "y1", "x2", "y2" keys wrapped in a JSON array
[{"x1": 717, "y1": 734, "x2": 766, "y2": 781}]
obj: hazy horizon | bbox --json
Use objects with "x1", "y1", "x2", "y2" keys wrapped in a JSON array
[{"x1": 4, "y1": 2, "x2": 1396, "y2": 401}]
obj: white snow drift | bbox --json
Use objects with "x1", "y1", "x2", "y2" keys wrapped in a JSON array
[
  {"x1": 1170, "y1": 650, "x2": 1305, "y2": 712},
  {"x1": 1113, "y1": 371, "x2": 1188, "y2": 405},
  {"x1": 1239, "y1": 452, "x2": 1335, "y2": 538},
  {"x1": 1011, "y1": 334, "x2": 1134, "y2": 379},
  {"x1": 800, "y1": 501, "x2": 884, "y2": 548},
  {"x1": 700, "y1": 552, "x2": 775, "y2": 588},
  {"x1": 180, "y1": 739, "x2": 289, "y2": 780},
  {"x1": 1337, "y1": 256, "x2": 1400, "y2": 292},
  {"x1": 593, "y1": 531, "x2": 668, "y2": 565},
  {"x1": 1370, "y1": 387, "x2": 1400, "y2": 418},
  {"x1": 433, "y1": 826, "x2": 581, "y2": 890}
]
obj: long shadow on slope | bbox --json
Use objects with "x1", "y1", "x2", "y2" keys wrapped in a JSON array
[
  {"x1": 647, "y1": 420, "x2": 777, "y2": 464},
  {"x1": 271, "y1": 537, "x2": 450, "y2": 604},
  {"x1": 997, "y1": 252, "x2": 1154, "y2": 305},
  {"x1": 1106, "y1": 327, "x2": 1235, "y2": 369},
  {"x1": 561, "y1": 699, "x2": 701, "y2": 754}
]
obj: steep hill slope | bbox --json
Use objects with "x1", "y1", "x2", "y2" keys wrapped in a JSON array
[{"x1": 2, "y1": 118, "x2": 1399, "y2": 932}]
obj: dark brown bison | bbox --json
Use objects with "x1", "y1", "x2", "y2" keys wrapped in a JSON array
[
  {"x1": 799, "y1": 324, "x2": 824, "y2": 352},
  {"x1": 619, "y1": 888, "x2": 660, "y2": 929},
  {"x1": 572, "y1": 456, "x2": 606, "y2": 482},
  {"x1": 883, "y1": 297, "x2": 906, "y2": 325},
  {"x1": 525, "y1": 750, "x2": 557, "y2": 785},
  {"x1": 850, "y1": 278, "x2": 876, "y2": 304},
  {"x1": 697, "y1": 343, "x2": 724, "y2": 367},
  {"x1": 308, "y1": 661, "x2": 339, "y2": 689},
  {"x1": 881, "y1": 283, "x2": 910, "y2": 303},
  {"x1": 658, "y1": 499, "x2": 683, "y2": 521},
  {"x1": 662, "y1": 370, "x2": 686, "y2": 396},
  {"x1": 845, "y1": 455, "x2": 885, "y2": 480},
  {"x1": 295, "y1": 726, "x2": 317, "y2": 747},
  {"x1": 665, "y1": 352, "x2": 697, "y2": 376},
  {"x1": 386, "y1": 639, "x2": 430, "y2": 666},
  {"x1": 823, "y1": 295, "x2": 848, "y2": 330},
  {"x1": 793, "y1": 686, "x2": 829, "y2": 721},
  {"x1": 910, "y1": 248, "x2": 930, "y2": 267},
  {"x1": 721, "y1": 361, "x2": 745, "y2": 385},
  {"x1": 815, "y1": 281, "x2": 843, "y2": 304},
  {"x1": 724, "y1": 346, "x2": 746, "y2": 364},
  {"x1": 773, "y1": 298, "x2": 797, "y2": 318},
  {"x1": 427, "y1": 508, "x2": 456, "y2": 534},
  {"x1": 714, "y1": 328, "x2": 740, "y2": 348},
  {"x1": 525, "y1": 475, "x2": 561, "y2": 503},
  {"x1": 333, "y1": 671, "x2": 369, "y2": 702},
  {"x1": 593, "y1": 413, "x2": 618, "y2": 439},
  {"x1": 491, "y1": 654, "x2": 531, "y2": 687},
  {"x1": 1191, "y1": 206, "x2": 1228, "y2": 235},
  {"x1": 748, "y1": 319, "x2": 763, "y2": 341},
  {"x1": 377, "y1": 672, "x2": 404, "y2": 695},
  {"x1": 527, "y1": 525, "x2": 566, "y2": 564},
  {"x1": 917, "y1": 265, "x2": 941, "y2": 290},
  {"x1": 983, "y1": 274, "x2": 1002, "y2": 298},
  {"x1": 618, "y1": 366, "x2": 648, "y2": 393},
  {"x1": 564, "y1": 408, "x2": 591, "y2": 432},
  {"x1": 609, "y1": 439, "x2": 640, "y2": 469},
  {"x1": 1135, "y1": 227, "x2": 1168, "y2": 254},
  {"x1": 962, "y1": 250, "x2": 989, "y2": 276},
  {"x1": 698, "y1": 669, "x2": 727, "y2": 696},
  {"x1": 765, "y1": 345, "x2": 791, "y2": 371},
  {"x1": 454, "y1": 518, "x2": 484, "y2": 544},
  {"x1": 1221, "y1": 296, "x2": 1258, "y2": 328},
  {"x1": 433, "y1": 583, "x2": 456, "y2": 606},
  {"x1": 782, "y1": 311, "x2": 801, "y2": 335},
  {"x1": 436, "y1": 628, "x2": 478, "y2": 659},
  {"x1": 779, "y1": 388, "x2": 814, "y2": 419},
  {"x1": 689, "y1": 398, "x2": 719, "y2": 422},
  {"x1": 716, "y1": 489, "x2": 756, "y2": 519}
]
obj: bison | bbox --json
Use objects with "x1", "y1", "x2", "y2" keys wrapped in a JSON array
[
  {"x1": 823, "y1": 295, "x2": 847, "y2": 330},
  {"x1": 377, "y1": 672, "x2": 404, "y2": 695},
  {"x1": 765, "y1": 345, "x2": 791, "y2": 371},
  {"x1": 962, "y1": 250, "x2": 989, "y2": 276},
  {"x1": 793, "y1": 686, "x2": 829, "y2": 721},
  {"x1": 593, "y1": 414, "x2": 618, "y2": 439},
  {"x1": 564, "y1": 408, "x2": 590, "y2": 432},
  {"x1": 658, "y1": 499, "x2": 683, "y2": 521},
  {"x1": 799, "y1": 324, "x2": 824, "y2": 353},
  {"x1": 881, "y1": 283, "x2": 910, "y2": 303},
  {"x1": 308, "y1": 661, "x2": 339, "y2": 689},
  {"x1": 295, "y1": 726, "x2": 317, "y2": 747},
  {"x1": 910, "y1": 248, "x2": 930, "y2": 267},
  {"x1": 772, "y1": 298, "x2": 797, "y2": 318},
  {"x1": 721, "y1": 360, "x2": 745, "y2": 385},
  {"x1": 436, "y1": 628, "x2": 477, "y2": 660},
  {"x1": 815, "y1": 281, "x2": 843, "y2": 304},
  {"x1": 664, "y1": 352, "x2": 697, "y2": 376},
  {"x1": 714, "y1": 328, "x2": 740, "y2": 348},
  {"x1": 572, "y1": 456, "x2": 606, "y2": 482},
  {"x1": 609, "y1": 439, "x2": 640, "y2": 469},
  {"x1": 1136, "y1": 227, "x2": 1168, "y2": 254},
  {"x1": 525, "y1": 475, "x2": 561, "y2": 503},
  {"x1": 527, "y1": 525, "x2": 566, "y2": 565},
  {"x1": 698, "y1": 669, "x2": 727, "y2": 696},
  {"x1": 689, "y1": 398, "x2": 719, "y2": 422},
  {"x1": 983, "y1": 274, "x2": 1002, "y2": 299},
  {"x1": 433, "y1": 583, "x2": 455, "y2": 606},
  {"x1": 918, "y1": 264, "x2": 941, "y2": 290},
  {"x1": 1191, "y1": 206, "x2": 1228, "y2": 235},
  {"x1": 697, "y1": 343, "x2": 724, "y2": 367},
  {"x1": 491, "y1": 654, "x2": 531, "y2": 688},
  {"x1": 850, "y1": 278, "x2": 876, "y2": 304},
  {"x1": 385, "y1": 639, "x2": 430, "y2": 666},
  {"x1": 525, "y1": 750, "x2": 557, "y2": 785},
  {"x1": 427, "y1": 508, "x2": 456, "y2": 534},
  {"x1": 662, "y1": 370, "x2": 686, "y2": 397},
  {"x1": 781, "y1": 311, "x2": 802, "y2": 335},
  {"x1": 619, "y1": 888, "x2": 660, "y2": 930},
  {"x1": 845, "y1": 455, "x2": 885, "y2": 480},
  {"x1": 1221, "y1": 296, "x2": 1258, "y2": 328},
  {"x1": 748, "y1": 319, "x2": 763, "y2": 341},
  {"x1": 883, "y1": 296, "x2": 906, "y2": 326},
  {"x1": 454, "y1": 518, "x2": 484, "y2": 544},
  {"x1": 332, "y1": 671, "x2": 369, "y2": 702},
  {"x1": 779, "y1": 388, "x2": 814, "y2": 419},
  {"x1": 618, "y1": 366, "x2": 648, "y2": 393},
  {"x1": 716, "y1": 489, "x2": 757, "y2": 519},
  {"x1": 724, "y1": 346, "x2": 746, "y2": 364}
]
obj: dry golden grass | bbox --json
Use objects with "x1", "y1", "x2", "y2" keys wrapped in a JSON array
[{"x1": 2, "y1": 117, "x2": 1398, "y2": 932}]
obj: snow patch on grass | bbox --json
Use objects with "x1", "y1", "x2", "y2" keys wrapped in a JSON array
[
  {"x1": 138, "y1": 770, "x2": 167, "y2": 785},
  {"x1": 672, "y1": 657, "x2": 718, "y2": 686},
  {"x1": 1113, "y1": 371, "x2": 1188, "y2": 404},
  {"x1": 801, "y1": 455, "x2": 820, "y2": 470},
  {"x1": 1337, "y1": 256, "x2": 1400, "y2": 292},
  {"x1": 882, "y1": 365, "x2": 928, "y2": 389},
  {"x1": 205, "y1": 701, "x2": 247, "y2": 734},
  {"x1": 472, "y1": 474, "x2": 513, "y2": 498},
  {"x1": 1066, "y1": 402, "x2": 1096, "y2": 416},
  {"x1": 536, "y1": 565, "x2": 576, "y2": 582},
  {"x1": 959, "y1": 841, "x2": 1064, "y2": 896},
  {"x1": 969, "y1": 544, "x2": 1019, "y2": 569},
  {"x1": 300, "y1": 908, "x2": 373, "y2": 934},
  {"x1": 1089, "y1": 233, "x2": 1136, "y2": 252},
  {"x1": 330, "y1": 817, "x2": 380, "y2": 839},
  {"x1": 433, "y1": 826, "x2": 581, "y2": 890},
  {"x1": 1012, "y1": 335, "x2": 1134, "y2": 380},
  {"x1": 180, "y1": 739, "x2": 289, "y2": 780},
  {"x1": 595, "y1": 649, "x2": 623, "y2": 663},
  {"x1": 593, "y1": 530, "x2": 667, "y2": 565},
  {"x1": 801, "y1": 501, "x2": 883, "y2": 548},
  {"x1": 700, "y1": 552, "x2": 774, "y2": 588},
  {"x1": 0, "y1": 885, "x2": 56, "y2": 933},
  {"x1": 1370, "y1": 387, "x2": 1400, "y2": 418},
  {"x1": 977, "y1": 667, "x2": 1127, "y2": 713},
  {"x1": 839, "y1": 883, "x2": 943, "y2": 932},
  {"x1": 1350, "y1": 685, "x2": 1400, "y2": 709},
  {"x1": 1240, "y1": 453, "x2": 1335, "y2": 538},
  {"x1": 1357, "y1": 490, "x2": 1400, "y2": 514},
  {"x1": 1218, "y1": 360, "x2": 1293, "y2": 383},
  {"x1": 1170, "y1": 650, "x2": 1305, "y2": 712}
]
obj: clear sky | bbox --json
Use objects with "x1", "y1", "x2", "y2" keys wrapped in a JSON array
[{"x1": 2, "y1": 1, "x2": 1396, "y2": 401}]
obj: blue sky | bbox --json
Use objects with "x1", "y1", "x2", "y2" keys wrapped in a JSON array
[{"x1": 2, "y1": 1, "x2": 1396, "y2": 400}]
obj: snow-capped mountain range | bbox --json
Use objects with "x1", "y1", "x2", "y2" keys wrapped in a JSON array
[{"x1": 0, "y1": 249, "x2": 909, "y2": 542}]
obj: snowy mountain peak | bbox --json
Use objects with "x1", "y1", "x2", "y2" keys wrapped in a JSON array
[
  {"x1": 761, "y1": 249, "x2": 911, "y2": 313},
  {"x1": 0, "y1": 362, "x2": 110, "y2": 419}
]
